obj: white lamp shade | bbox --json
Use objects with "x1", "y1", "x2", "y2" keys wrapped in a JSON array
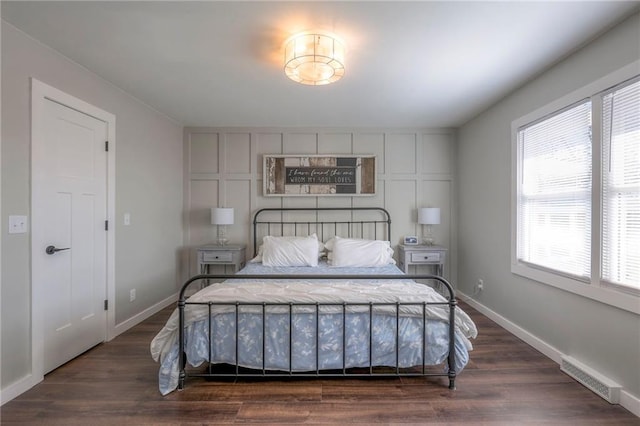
[
  {"x1": 211, "y1": 207, "x2": 234, "y2": 225},
  {"x1": 418, "y1": 208, "x2": 440, "y2": 225}
]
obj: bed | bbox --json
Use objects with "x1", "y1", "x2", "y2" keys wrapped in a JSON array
[{"x1": 151, "y1": 207, "x2": 477, "y2": 395}]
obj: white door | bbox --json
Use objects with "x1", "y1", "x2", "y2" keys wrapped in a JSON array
[{"x1": 34, "y1": 96, "x2": 108, "y2": 373}]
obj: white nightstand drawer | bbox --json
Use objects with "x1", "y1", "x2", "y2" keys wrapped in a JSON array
[
  {"x1": 202, "y1": 252, "x2": 233, "y2": 262},
  {"x1": 410, "y1": 252, "x2": 441, "y2": 263},
  {"x1": 197, "y1": 245, "x2": 246, "y2": 279}
]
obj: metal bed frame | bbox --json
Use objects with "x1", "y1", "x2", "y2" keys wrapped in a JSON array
[
  {"x1": 177, "y1": 207, "x2": 458, "y2": 390},
  {"x1": 252, "y1": 207, "x2": 392, "y2": 257}
]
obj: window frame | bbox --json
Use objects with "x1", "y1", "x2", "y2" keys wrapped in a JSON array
[
  {"x1": 516, "y1": 98, "x2": 593, "y2": 281},
  {"x1": 511, "y1": 60, "x2": 640, "y2": 314},
  {"x1": 600, "y1": 76, "x2": 640, "y2": 295}
]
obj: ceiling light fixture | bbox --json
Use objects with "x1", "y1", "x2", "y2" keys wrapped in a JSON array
[{"x1": 284, "y1": 31, "x2": 345, "y2": 86}]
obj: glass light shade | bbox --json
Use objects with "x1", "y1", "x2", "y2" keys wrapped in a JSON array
[{"x1": 284, "y1": 32, "x2": 345, "y2": 86}]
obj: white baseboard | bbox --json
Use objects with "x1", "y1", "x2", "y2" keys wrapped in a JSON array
[
  {"x1": 458, "y1": 292, "x2": 563, "y2": 363},
  {"x1": 620, "y1": 390, "x2": 640, "y2": 418},
  {"x1": 458, "y1": 292, "x2": 640, "y2": 418},
  {"x1": 1, "y1": 293, "x2": 178, "y2": 406},
  {"x1": 0, "y1": 374, "x2": 41, "y2": 406},
  {"x1": 112, "y1": 292, "x2": 178, "y2": 339}
]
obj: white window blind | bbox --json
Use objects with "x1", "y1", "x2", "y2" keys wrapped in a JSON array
[
  {"x1": 602, "y1": 78, "x2": 640, "y2": 291},
  {"x1": 517, "y1": 101, "x2": 592, "y2": 279}
]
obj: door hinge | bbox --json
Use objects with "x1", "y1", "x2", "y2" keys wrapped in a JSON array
[
  {"x1": 105, "y1": 220, "x2": 109, "y2": 231},
  {"x1": 104, "y1": 299, "x2": 108, "y2": 310},
  {"x1": 105, "y1": 141, "x2": 109, "y2": 152}
]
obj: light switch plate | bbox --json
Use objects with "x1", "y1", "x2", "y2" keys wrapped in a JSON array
[
  {"x1": 124, "y1": 213, "x2": 131, "y2": 226},
  {"x1": 9, "y1": 215, "x2": 28, "y2": 234}
]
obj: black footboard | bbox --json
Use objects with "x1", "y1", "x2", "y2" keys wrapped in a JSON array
[{"x1": 177, "y1": 274, "x2": 458, "y2": 391}]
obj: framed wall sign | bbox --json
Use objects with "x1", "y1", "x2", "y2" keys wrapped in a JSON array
[{"x1": 263, "y1": 155, "x2": 376, "y2": 196}]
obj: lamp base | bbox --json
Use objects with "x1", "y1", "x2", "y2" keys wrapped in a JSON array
[
  {"x1": 422, "y1": 236, "x2": 435, "y2": 246},
  {"x1": 422, "y1": 224, "x2": 435, "y2": 246},
  {"x1": 216, "y1": 225, "x2": 228, "y2": 246}
]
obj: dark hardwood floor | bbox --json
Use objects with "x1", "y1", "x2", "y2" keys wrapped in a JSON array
[{"x1": 2, "y1": 300, "x2": 638, "y2": 425}]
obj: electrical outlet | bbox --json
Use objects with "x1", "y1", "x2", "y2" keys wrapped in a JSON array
[
  {"x1": 130, "y1": 289, "x2": 136, "y2": 302},
  {"x1": 477, "y1": 279, "x2": 484, "y2": 290}
]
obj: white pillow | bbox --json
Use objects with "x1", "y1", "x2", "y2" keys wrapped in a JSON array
[
  {"x1": 251, "y1": 233, "x2": 324, "y2": 263},
  {"x1": 328, "y1": 237, "x2": 395, "y2": 267},
  {"x1": 261, "y1": 234, "x2": 320, "y2": 267},
  {"x1": 325, "y1": 236, "x2": 337, "y2": 252}
]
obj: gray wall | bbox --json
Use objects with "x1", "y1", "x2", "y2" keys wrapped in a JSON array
[
  {"x1": 457, "y1": 12, "x2": 640, "y2": 398},
  {"x1": 1, "y1": 23, "x2": 184, "y2": 388}
]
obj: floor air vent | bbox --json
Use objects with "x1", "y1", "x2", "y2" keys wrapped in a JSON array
[{"x1": 560, "y1": 356, "x2": 621, "y2": 403}]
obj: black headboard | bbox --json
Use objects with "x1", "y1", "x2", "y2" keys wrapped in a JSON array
[{"x1": 252, "y1": 207, "x2": 391, "y2": 256}]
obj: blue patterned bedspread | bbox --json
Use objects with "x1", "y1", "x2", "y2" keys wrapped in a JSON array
[{"x1": 151, "y1": 262, "x2": 477, "y2": 395}]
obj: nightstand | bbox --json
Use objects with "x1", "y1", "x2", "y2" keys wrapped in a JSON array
[
  {"x1": 397, "y1": 244, "x2": 447, "y2": 275},
  {"x1": 197, "y1": 244, "x2": 246, "y2": 275}
]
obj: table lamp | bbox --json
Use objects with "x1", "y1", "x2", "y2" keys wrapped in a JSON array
[
  {"x1": 418, "y1": 207, "x2": 440, "y2": 246},
  {"x1": 211, "y1": 207, "x2": 234, "y2": 246}
]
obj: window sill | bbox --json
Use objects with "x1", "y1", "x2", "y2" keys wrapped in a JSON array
[{"x1": 511, "y1": 262, "x2": 640, "y2": 315}]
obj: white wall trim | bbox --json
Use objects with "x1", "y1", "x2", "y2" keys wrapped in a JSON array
[
  {"x1": 620, "y1": 390, "x2": 640, "y2": 418},
  {"x1": 112, "y1": 292, "x2": 178, "y2": 338},
  {"x1": 30, "y1": 77, "x2": 116, "y2": 391},
  {"x1": 510, "y1": 60, "x2": 640, "y2": 315},
  {"x1": 511, "y1": 263, "x2": 640, "y2": 314},
  {"x1": 1, "y1": 292, "x2": 177, "y2": 405},
  {"x1": 0, "y1": 374, "x2": 39, "y2": 406},
  {"x1": 458, "y1": 292, "x2": 562, "y2": 363},
  {"x1": 105, "y1": 107, "x2": 117, "y2": 341},
  {"x1": 459, "y1": 292, "x2": 640, "y2": 417},
  {"x1": 0, "y1": 17, "x2": 3, "y2": 405}
]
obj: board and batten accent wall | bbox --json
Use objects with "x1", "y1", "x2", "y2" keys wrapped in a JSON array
[{"x1": 183, "y1": 128, "x2": 457, "y2": 282}]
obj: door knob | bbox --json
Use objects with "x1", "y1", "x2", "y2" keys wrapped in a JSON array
[{"x1": 46, "y1": 245, "x2": 70, "y2": 255}]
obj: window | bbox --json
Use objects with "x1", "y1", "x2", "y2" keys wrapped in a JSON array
[
  {"x1": 602, "y1": 79, "x2": 640, "y2": 292},
  {"x1": 512, "y1": 63, "x2": 640, "y2": 312},
  {"x1": 517, "y1": 101, "x2": 592, "y2": 280}
]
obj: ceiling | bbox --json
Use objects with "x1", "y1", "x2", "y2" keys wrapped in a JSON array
[{"x1": 2, "y1": 1, "x2": 638, "y2": 128}]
